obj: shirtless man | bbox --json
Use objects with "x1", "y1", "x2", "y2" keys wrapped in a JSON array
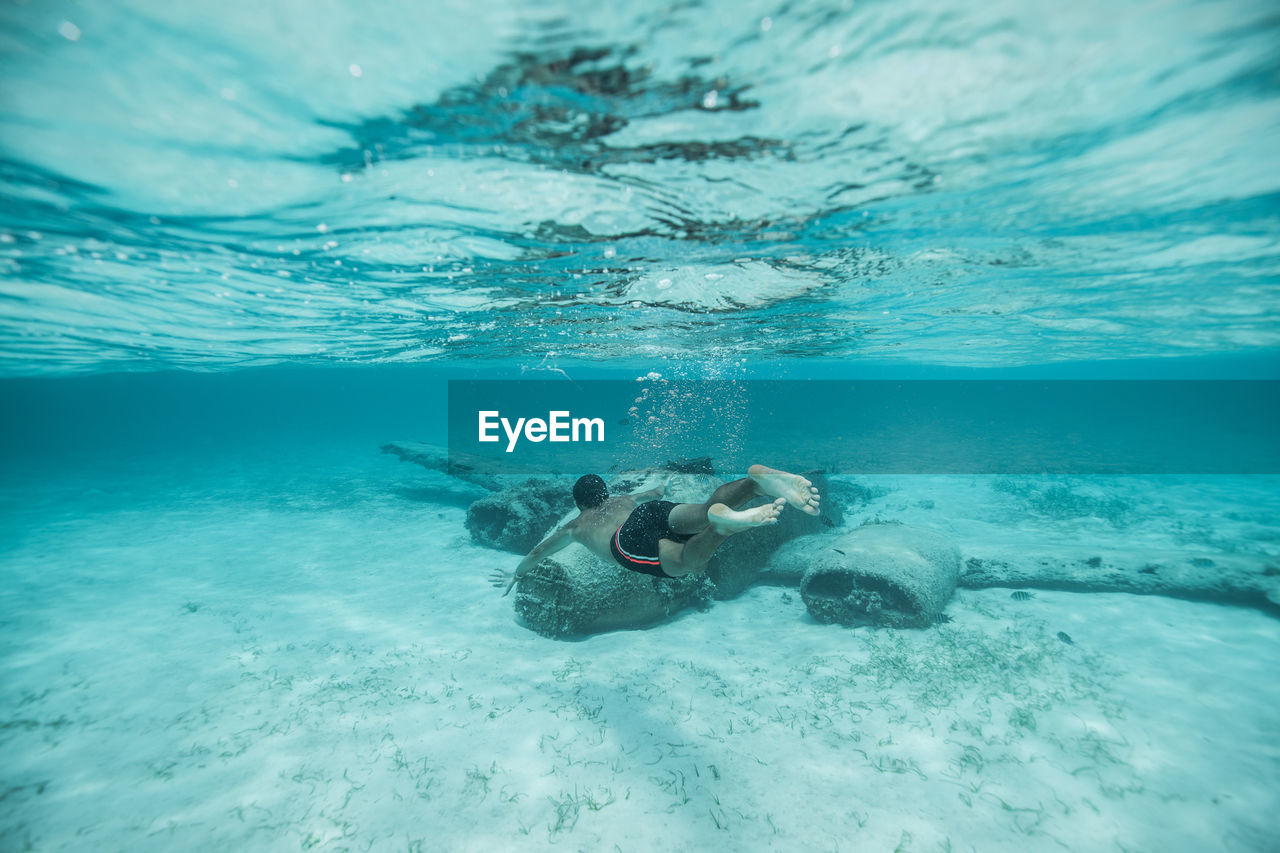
[{"x1": 489, "y1": 465, "x2": 821, "y2": 596}]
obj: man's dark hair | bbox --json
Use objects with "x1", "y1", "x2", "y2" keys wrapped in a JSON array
[{"x1": 573, "y1": 474, "x2": 609, "y2": 509}]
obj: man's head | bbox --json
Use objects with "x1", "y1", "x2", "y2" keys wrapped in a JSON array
[{"x1": 573, "y1": 474, "x2": 609, "y2": 509}]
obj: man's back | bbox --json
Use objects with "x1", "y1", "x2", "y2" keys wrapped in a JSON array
[{"x1": 569, "y1": 495, "x2": 641, "y2": 562}]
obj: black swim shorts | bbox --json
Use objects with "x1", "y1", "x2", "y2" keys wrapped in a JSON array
[{"x1": 610, "y1": 500, "x2": 692, "y2": 578}]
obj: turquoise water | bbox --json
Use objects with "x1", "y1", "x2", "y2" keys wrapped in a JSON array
[
  {"x1": 2, "y1": 1, "x2": 1280, "y2": 850},
  {"x1": 1, "y1": 0, "x2": 1278, "y2": 372}
]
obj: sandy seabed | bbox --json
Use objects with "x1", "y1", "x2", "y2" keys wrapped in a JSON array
[{"x1": 2, "y1": 450, "x2": 1278, "y2": 852}]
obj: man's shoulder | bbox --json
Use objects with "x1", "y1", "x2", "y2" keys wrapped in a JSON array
[{"x1": 574, "y1": 497, "x2": 636, "y2": 528}]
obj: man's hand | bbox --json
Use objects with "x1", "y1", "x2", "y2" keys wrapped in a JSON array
[
  {"x1": 494, "y1": 527, "x2": 573, "y2": 598},
  {"x1": 488, "y1": 569, "x2": 518, "y2": 597},
  {"x1": 647, "y1": 468, "x2": 672, "y2": 492}
]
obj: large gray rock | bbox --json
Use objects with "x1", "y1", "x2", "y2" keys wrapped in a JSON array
[
  {"x1": 514, "y1": 546, "x2": 715, "y2": 637},
  {"x1": 465, "y1": 479, "x2": 575, "y2": 554},
  {"x1": 784, "y1": 524, "x2": 961, "y2": 628}
]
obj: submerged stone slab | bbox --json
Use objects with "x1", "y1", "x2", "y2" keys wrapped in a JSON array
[
  {"x1": 381, "y1": 441, "x2": 504, "y2": 492},
  {"x1": 786, "y1": 524, "x2": 962, "y2": 628},
  {"x1": 825, "y1": 475, "x2": 1280, "y2": 619},
  {"x1": 960, "y1": 550, "x2": 1280, "y2": 617}
]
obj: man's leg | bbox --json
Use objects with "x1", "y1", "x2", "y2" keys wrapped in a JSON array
[
  {"x1": 666, "y1": 464, "x2": 821, "y2": 535},
  {"x1": 658, "y1": 498, "x2": 786, "y2": 577},
  {"x1": 667, "y1": 477, "x2": 759, "y2": 534}
]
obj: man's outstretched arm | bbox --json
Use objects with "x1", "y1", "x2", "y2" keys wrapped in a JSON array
[{"x1": 489, "y1": 526, "x2": 575, "y2": 596}]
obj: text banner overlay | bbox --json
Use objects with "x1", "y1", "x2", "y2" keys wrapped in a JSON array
[{"x1": 447, "y1": 380, "x2": 1280, "y2": 476}]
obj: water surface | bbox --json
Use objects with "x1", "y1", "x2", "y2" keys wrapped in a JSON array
[{"x1": 1, "y1": 0, "x2": 1277, "y2": 373}]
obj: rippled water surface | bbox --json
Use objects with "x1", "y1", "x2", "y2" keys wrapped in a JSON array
[{"x1": 1, "y1": 0, "x2": 1278, "y2": 373}]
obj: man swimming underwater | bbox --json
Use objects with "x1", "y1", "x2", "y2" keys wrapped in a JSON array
[{"x1": 489, "y1": 465, "x2": 821, "y2": 595}]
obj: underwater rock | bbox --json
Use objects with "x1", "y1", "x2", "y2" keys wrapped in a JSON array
[
  {"x1": 827, "y1": 479, "x2": 892, "y2": 508},
  {"x1": 514, "y1": 544, "x2": 715, "y2": 637},
  {"x1": 465, "y1": 478, "x2": 576, "y2": 554},
  {"x1": 960, "y1": 551, "x2": 1280, "y2": 617},
  {"x1": 663, "y1": 456, "x2": 717, "y2": 474},
  {"x1": 784, "y1": 524, "x2": 961, "y2": 629},
  {"x1": 380, "y1": 441, "x2": 504, "y2": 492},
  {"x1": 383, "y1": 440, "x2": 578, "y2": 552},
  {"x1": 512, "y1": 470, "x2": 839, "y2": 637}
]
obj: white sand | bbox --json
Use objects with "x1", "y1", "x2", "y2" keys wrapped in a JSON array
[{"x1": 2, "y1": 452, "x2": 1278, "y2": 851}]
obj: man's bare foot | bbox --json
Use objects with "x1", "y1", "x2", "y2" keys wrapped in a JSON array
[
  {"x1": 708, "y1": 498, "x2": 785, "y2": 534},
  {"x1": 749, "y1": 464, "x2": 822, "y2": 515}
]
